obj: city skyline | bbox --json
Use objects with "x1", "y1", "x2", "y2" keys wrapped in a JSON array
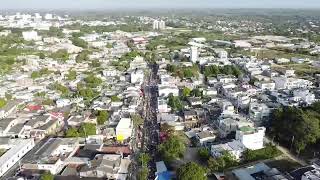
[{"x1": 1, "y1": 0, "x2": 320, "y2": 10}]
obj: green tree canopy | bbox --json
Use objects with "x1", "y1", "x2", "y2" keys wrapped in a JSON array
[
  {"x1": 79, "y1": 123, "x2": 97, "y2": 137},
  {"x1": 50, "y1": 49, "x2": 69, "y2": 61},
  {"x1": 66, "y1": 127, "x2": 79, "y2": 137},
  {"x1": 159, "y1": 135, "x2": 186, "y2": 162},
  {"x1": 111, "y1": 95, "x2": 121, "y2": 102},
  {"x1": 0, "y1": 98, "x2": 7, "y2": 108},
  {"x1": 177, "y1": 162, "x2": 207, "y2": 180},
  {"x1": 40, "y1": 172, "x2": 54, "y2": 180},
  {"x1": 132, "y1": 114, "x2": 144, "y2": 128},
  {"x1": 96, "y1": 110, "x2": 109, "y2": 125},
  {"x1": 138, "y1": 153, "x2": 151, "y2": 167},
  {"x1": 76, "y1": 50, "x2": 90, "y2": 63},
  {"x1": 66, "y1": 69, "x2": 77, "y2": 80},
  {"x1": 207, "y1": 151, "x2": 238, "y2": 172},
  {"x1": 71, "y1": 37, "x2": 88, "y2": 48},
  {"x1": 182, "y1": 87, "x2": 192, "y2": 97},
  {"x1": 270, "y1": 106, "x2": 320, "y2": 153},
  {"x1": 198, "y1": 148, "x2": 210, "y2": 161}
]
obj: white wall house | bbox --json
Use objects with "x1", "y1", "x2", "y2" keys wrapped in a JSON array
[
  {"x1": 158, "y1": 85, "x2": 179, "y2": 97},
  {"x1": 131, "y1": 70, "x2": 144, "y2": 84},
  {"x1": 22, "y1": 31, "x2": 41, "y2": 41},
  {"x1": 0, "y1": 139, "x2": 35, "y2": 177},
  {"x1": 236, "y1": 127, "x2": 265, "y2": 150},
  {"x1": 116, "y1": 118, "x2": 133, "y2": 141},
  {"x1": 211, "y1": 140, "x2": 245, "y2": 160},
  {"x1": 190, "y1": 46, "x2": 199, "y2": 63}
]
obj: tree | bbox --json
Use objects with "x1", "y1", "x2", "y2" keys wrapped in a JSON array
[
  {"x1": 5, "y1": 93, "x2": 12, "y2": 100},
  {"x1": 243, "y1": 144, "x2": 281, "y2": 162},
  {"x1": 111, "y1": 95, "x2": 121, "y2": 102},
  {"x1": 177, "y1": 162, "x2": 207, "y2": 180},
  {"x1": 138, "y1": 153, "x2": 151, "y2": 167},
  {"x1": 76, "y1": 50, "x2": 89, "y2": 63},
  {"x1": 191, "y1": 88, "x2": 202, "y2": 97},
  {"x1": 137, "y1": 167, "x2": 149, "y2": 180},
  {"x1": 160, "y1": 123, "x2": 174, "y2": 136},
  {"x1": 79, "y1": 123, "x2": 96, "y2": 137},
  {"x1": 168, "y1": 94, "x2": 183, "y2": 111},
  {"x1": 0, "y1": 98, "x2": 7, "y2": 108},
  {"x1": 132, "y1": 114, "x2": 144, "y2": 128},
  {"x1": 31, "y1": 71, "x2": 41, "y2": 79},
  {"x1": 207, "y1": 151, "x2": 238, "y2": 172},
  {"x1": 198, "y1": 148, "x2": 210, "y2": 161},
  {"x1": 96, "y1": 110, "x2": 109, "y2": 125},
  {"x1": 66, "y1": 70, "x2": 77, "y2": 80},
  {"x1": 270, "y1": 106, "x2": 320, "y2": 153},
  {"x1": 71, "y1": 37, "x2": 88, "y2": 48},
  {"x1": 42, "y1": 98, "x2": 55, "y2": 106},
  {"x1": 40, "y1": 172, "x2": 54, "y2": 180},
  {"x1": 84, "y1": 74, "x2": 102, "y2": 88},
  {"x1": 39, "y1": 52, "x2": 46, "y2": 59},
  {"x1": 50, "y1": 49, "x2": 69, "y2": 61},
  {"x1": 182, "y1": 87, "x2": 191, "y2": 97},
  {"x1": 66, "y1": 127, "x2": 79, "y2": 137},
  {"x1": 159, "y1": 135, "x2": 186, "y2": 162},
  {"x1": 90, "y1": 60, "x2": 101, "y2": 68}
]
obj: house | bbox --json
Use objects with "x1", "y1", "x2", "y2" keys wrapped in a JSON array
[
  {"x1": 79, "y1": 154, "x2": 130, "y2": 180},
  {"x1": 158, "y1": 113, "x2": 183, "y2": 131},
  {"x1": 130, "y1": 69, "x2": 144, "y2": 84},
  {"x1": 56, "y1": 99, "x2": 71, "y2": 108},
  {"x1": 293, "y1": 89, "x2": 316, "y2": 105},
  {"x1": 231, "y1": 163, "x2": 288, "y2": 180},
  {"x1": 116, "y1": 118, "x2": 132, "y2": 141},
  {"x1": 155, "y1": 161, "x2": 172, "y2": 180},
  {"x1": 217, "y1": 114, "x2": 253, "y2": 138},
  {"x1": 22, "y1": 138, "x2": 80, "y2": 174},
  {"x1": 275, "y1": 58, "x2": 290, "y2": 64},
  {"x1": 254, "y1": 81, "x2": 275, "y2": 91},
  {"x1": 187, "y1": 97, "x2": 202, "y2": 106},
  {"x1": 158, "y1": 98, "x2": 171, "y2": 113},
  {"x1": 22, "y1": 31, "x2": 41, "y2": 41},
  {"x1": 0, "y1": 138, "x2": 35, "y2": 177},
  {"x1": 273, "y1": 77, "x2": 312, "y2": 90},
  {"x1": 0, "y1": 100, "x2": 22, "y2": 119},
  {"x1": 158, "y1": 85, "x2": 179, "y2": 97},
  {"x1": 249, "y1": 102, "x2": 271, "y2": 124},
  {"x1": 211, "y1": 140, "x2": 246, "y2": 160},
  {"x1": 196, "y1": 131, "x2": 216, "y2": 146},
  {"x1": 0, "y1": 118, "x2": 20, "y2": 137},
  {"x1": 236, "y1": 126, "x2": 265, "y2": 150}
]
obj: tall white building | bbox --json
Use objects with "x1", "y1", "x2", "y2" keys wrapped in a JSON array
[
  {"x1": 22, "y1": 31, "x2": 41, "y2": 41},
  {"x1": 153, "y1": 20, "x2": 166, "y2": 30},
  {"x1": 236, "y1": 127, "x2": 265, "y2": 150},
  {"x1": 159, "y1": 20, "x2": 166, "y2": 29},
  {"x1": 190, "y1": 46, "x2": 199, "y2": 63},
  {"x1": 153, "y1": 20, "x2": 159, "y2": 30},
  {"x1": 45, "y1": 13, "x2": 53, "y2": 20}
]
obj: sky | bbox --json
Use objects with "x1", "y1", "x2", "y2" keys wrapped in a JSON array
[{"x1": 1, "y1": 0, "x2": 320, "y2": 10}]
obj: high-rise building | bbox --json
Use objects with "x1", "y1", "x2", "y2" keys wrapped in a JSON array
[
  {"x1": 153, "y1": 20, "x2": 159, "y2": 30},
  {"x1": 153, "y1": 20, "x2": 166, "y2": 30},
  {"x1": 190, "y1": 46, "x2": 199, "y2": 63},
  {"x1": 159, "y1": 20, "x2": 166, "y2": 30}
]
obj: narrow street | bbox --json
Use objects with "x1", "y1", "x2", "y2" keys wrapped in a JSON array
[{"x1": 142, "y1": 63, "x2": 160, "y2": 179}]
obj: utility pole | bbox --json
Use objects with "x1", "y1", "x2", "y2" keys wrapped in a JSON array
[{"x1": 290, "y1": 135, "x2": 295, "y2": 152}]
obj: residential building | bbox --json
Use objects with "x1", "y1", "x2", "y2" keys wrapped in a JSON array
[
  {"x1": 0, "y1": 138, "x2": 35, "y2": 177},
  {"x1": 236, "y1": 126, "x2": 265, "y2": 150},
  {"x1": 116, "y1": 118, "x2": 133, "y2": 141}
]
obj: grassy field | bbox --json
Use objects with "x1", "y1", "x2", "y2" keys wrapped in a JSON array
[
  {"x1": 237, "y1": 49, "x2": 317, "y2": 60},
  {"x1": 272, "y1": 63, "x2": 320, "y2": 76}
]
